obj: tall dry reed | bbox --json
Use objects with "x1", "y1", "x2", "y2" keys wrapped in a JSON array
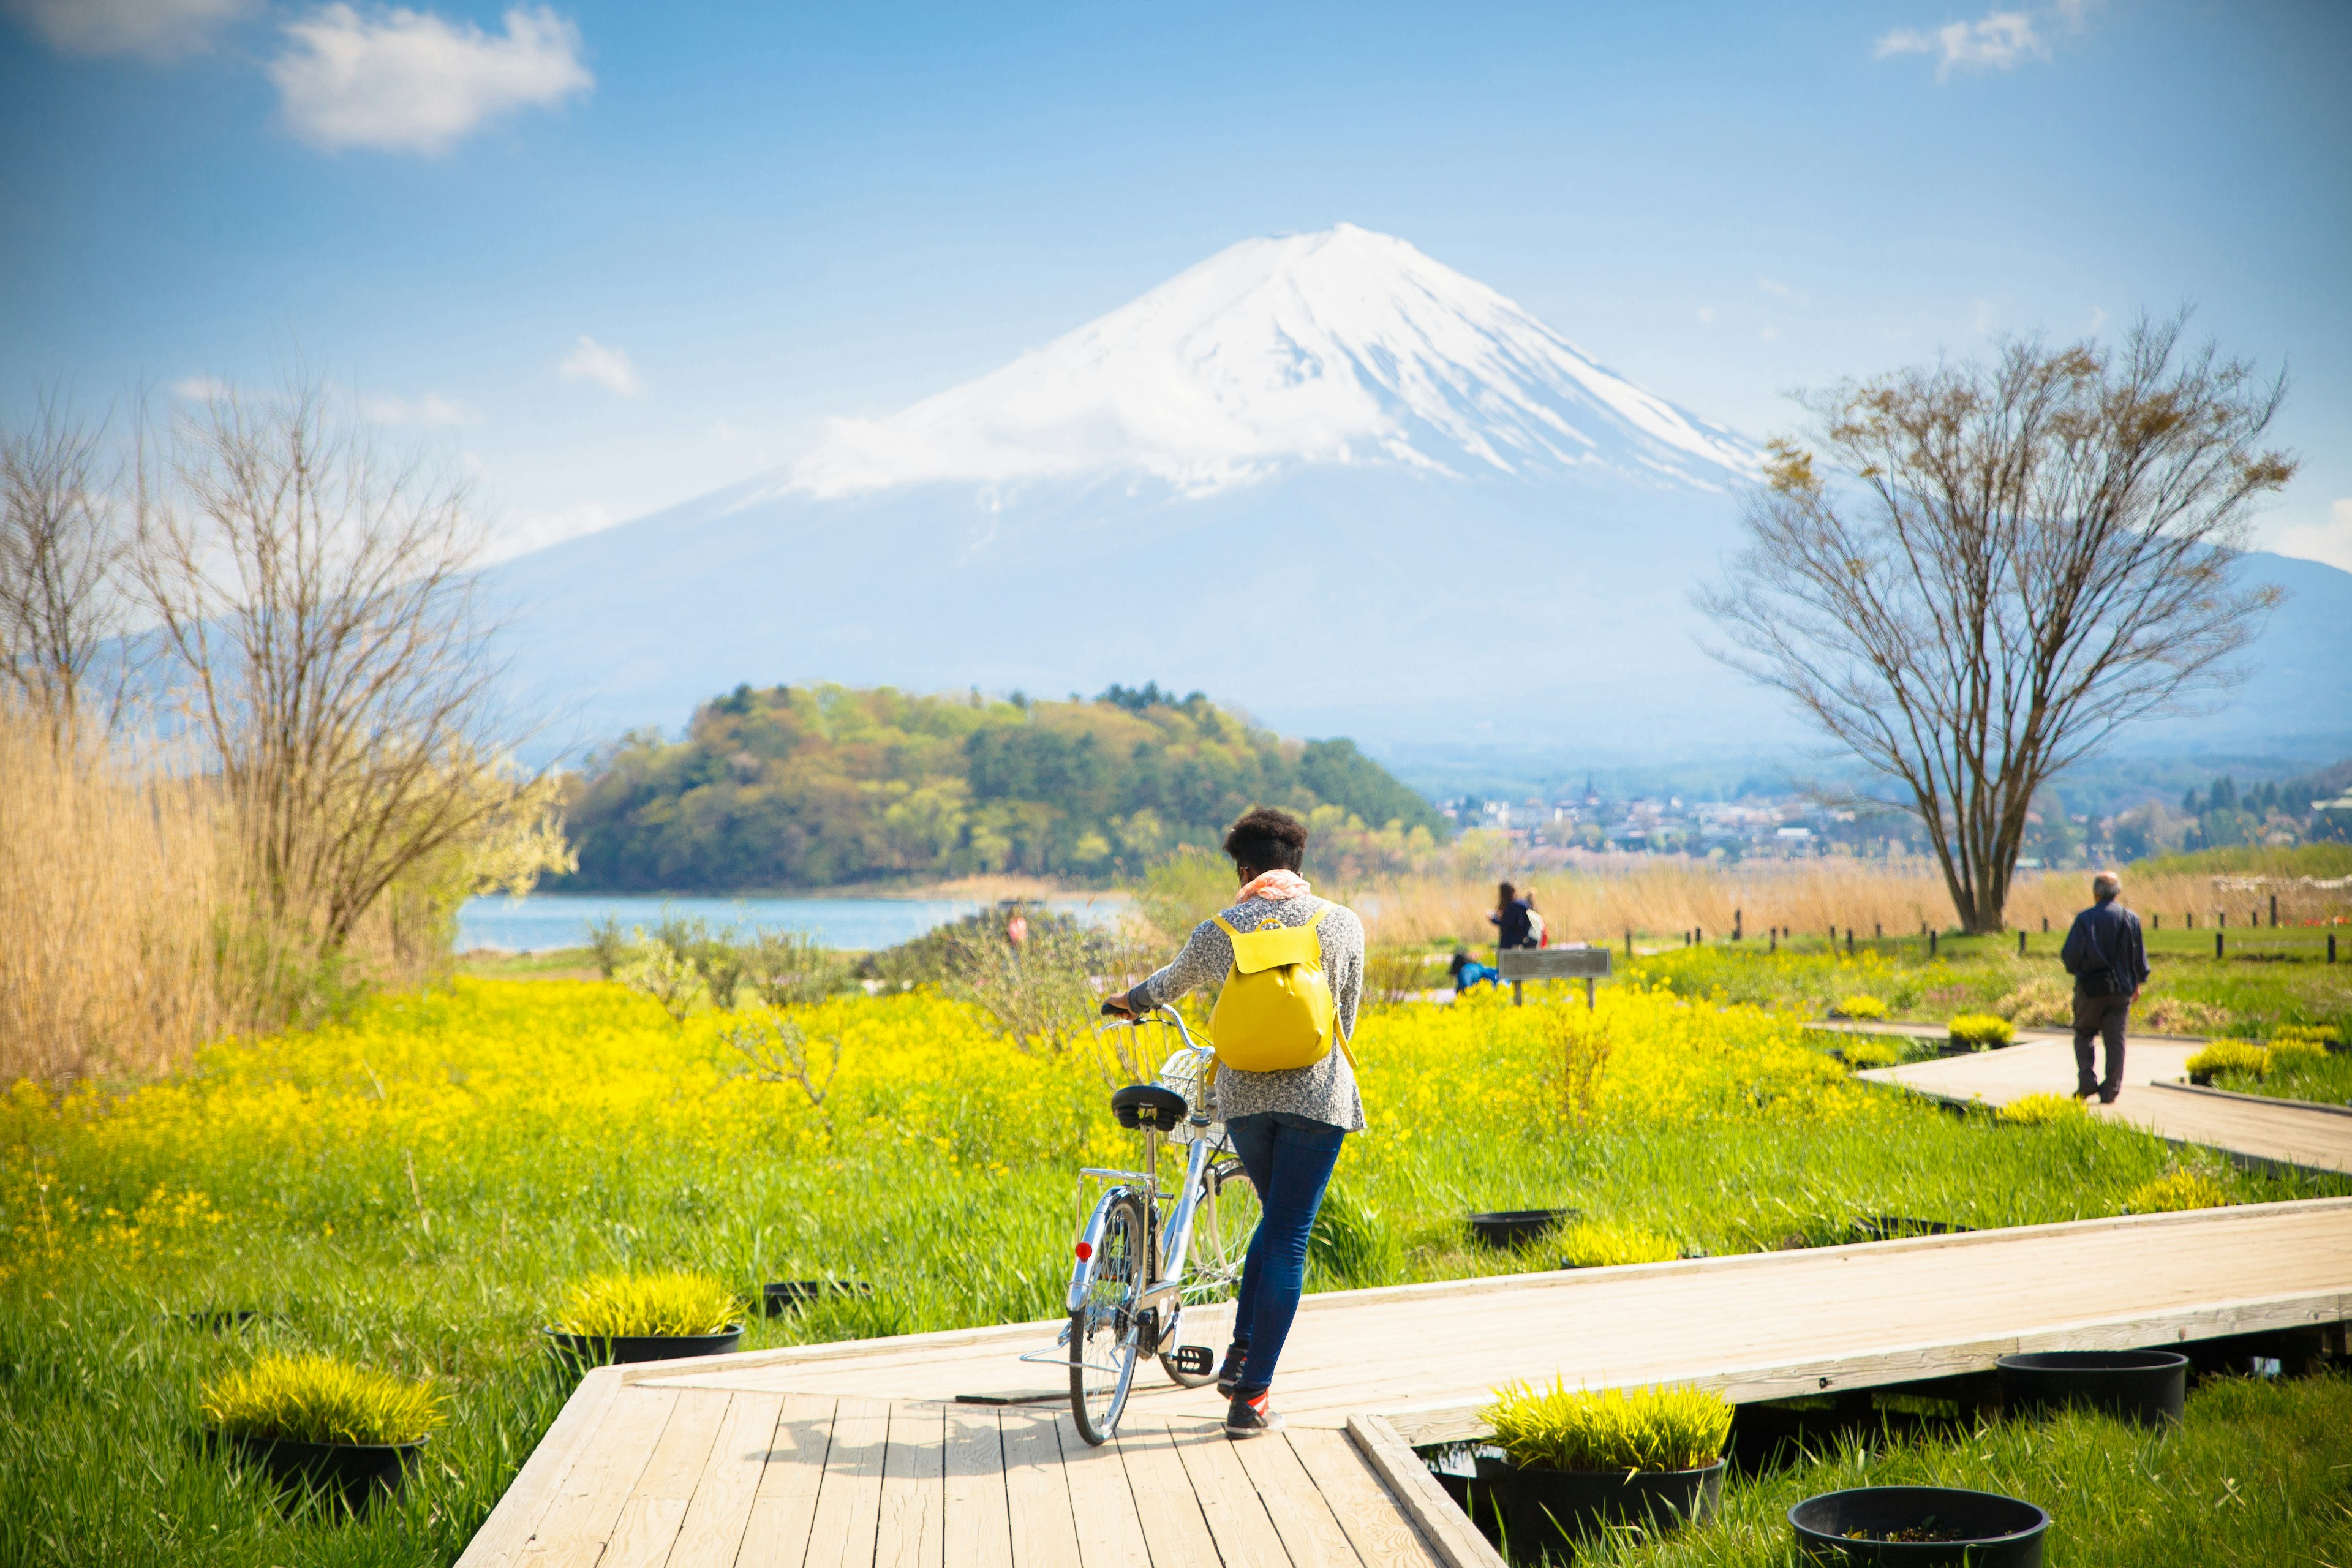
[
  {"x1": 1348, "y1": 856, "x2": 2351, "y2": 948},
  {"x1": 0, "y1": 701, "x2": 227, "y2": 1080}
]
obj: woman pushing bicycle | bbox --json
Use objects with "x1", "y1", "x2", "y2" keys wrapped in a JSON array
[{"x1": 1102, "y1": 805, "x2": 1365, "y2": 1438}]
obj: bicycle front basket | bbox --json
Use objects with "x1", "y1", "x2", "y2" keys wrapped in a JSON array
[{"x1": 1155, "y1": 1043, "x2": 1220, "y2": 1140}]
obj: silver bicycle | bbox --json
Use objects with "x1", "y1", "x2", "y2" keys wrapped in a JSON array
[{"x1": 1055, "y1": 1005, "x2": 1258, "y2": 1446}]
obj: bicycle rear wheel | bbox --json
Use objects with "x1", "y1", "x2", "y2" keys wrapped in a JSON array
[
  {"x1": 1069, "y1": 1189, "x2": 1147, "y2": 1445},
  {"x1": 1160, "y1": 1155, "x2": 1254, "y2": 1387}
]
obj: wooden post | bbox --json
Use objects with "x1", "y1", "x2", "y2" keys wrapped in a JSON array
[
  {"x1": 2153, "y1": 914, "x2": 2160, "y2": 930},
  {"x1": 1734, "y1": 909, "x2": 1743, "y2": 940},
  {"x1": 1874, "y1": 922, "x2": 1882, "y2": 940},
  {"x1": 1584, "y1": 976, "x2": 1596, "y2": 1011},
  {"x1": 1770, "y1": 929, "x2": 1777, "y2": 953},
  {"x1": 2216, "y1": 932, "x2": 2225, "y2": 960},
  {"x1": 1624, "y1": 930, "x2": 1633, "y2": 957},
  {"x1": 2220, "y1": 911, "x2": 2227, "y2": 929},
  {"x1": 2270, "y1": 894, "x2": 2278, "y2": 928},
  {"x1": 2041, "y1": 916, "x2": 2049, "y2": 933},
  {"x1": 1845, "y1": 929, "x2": 1854, "y2": 955},
  {"x1": 1697, "y1": 925, "x2": 1704, "y2": 945},
  {"x1": 1929, "y1": 930, "x2": 1938, "y2": 957},
  {"x1": 2331, "y1": 933, "x2": 2338, "y2": 964},
  {"x1": 1512, "y1": 980, "x2": 1523, "y2": 1006}
]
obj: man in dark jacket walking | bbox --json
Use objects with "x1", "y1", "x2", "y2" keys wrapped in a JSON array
[{"x1": 2060, "y1": 871, "x2": 2151, "y2": 1103}]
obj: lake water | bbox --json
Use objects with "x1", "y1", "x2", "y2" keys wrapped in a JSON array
[{"x1": 456, "y1": 892, "x2": 1129, "y2": 953}]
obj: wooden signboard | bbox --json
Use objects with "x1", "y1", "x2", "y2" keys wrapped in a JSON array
[{"x1": 1496, "y1": 946, "x2": 1611, "y2": 1006}]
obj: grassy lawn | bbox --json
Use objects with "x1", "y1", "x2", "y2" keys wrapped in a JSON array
[{"x1": 1, "y1": 970, "x2": 2344, "y2": 1564}]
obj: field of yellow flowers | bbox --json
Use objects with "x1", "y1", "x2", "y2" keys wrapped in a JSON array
[{"x1": 1, "y1": 974, "x2": 2339, "y2": 1565}]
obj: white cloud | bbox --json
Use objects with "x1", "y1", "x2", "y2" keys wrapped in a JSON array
[
  {"x1": 1973, "y1": 298, "x2": 1997, "y2": 333},
  {"x1": 1760, "y1": 325, "x2": 1781, "y2": 341},
  {"x1": 557, "y1": 336, "x2": 644, "y2": 397},
  {"x1": 361, "y1": 391, "x2": 477, "y2": 427},
  {"x1": 2273, "y1": 499, "x2": 2352, "y2": 575},
  {"x1": 1695, "y1": 307, "x2": 1716, "y2": 325},
  {"x1": 2089, "y1": 306, "x2": 2108, "y2": 333},
  {"x1": 269, "y1": 4, "x2": 591, "y2": 155},
  {"x1": 1875, "y1": 10, "x2": 2048, "y2": 78},
  {"x1": 1757, "y1": 277, "x2": 1806, "y2": 304},
  {"x1": 2, "y1": 0, "x2": 254, "y2": 61},
  {"x1": 170, "y1": 374, "x2": 232, "y2": 401}
]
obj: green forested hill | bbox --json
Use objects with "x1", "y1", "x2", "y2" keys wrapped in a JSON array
[{"x1": 554, "y1": 682, "x2": 1446, "y2": 890}]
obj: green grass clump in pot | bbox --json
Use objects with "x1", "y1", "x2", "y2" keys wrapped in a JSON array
[
  {"x1": 200, "y1": 1353, "x2": 442, "y2": 1447},
  {"x1": 554, "y1": 1270, "x2": 741, "y2": 1336},
  {"x1": 2188, "y1": 1039, "x2": 2272, "y2": 1079},
  {"x1": 1998, "y1": 1091, "x2": 2087, "y2": 1126},
  {"x1": 2128, "y1": 1169, "x2": 2238, "y2": 1213},
  {"x1": 1834, "y1": 994, "x2": 1887, "y2": 1020},
  {"x1": 1947, "y1": 1014, "x2": 2015, "y2": 1048},
  {"x1": 1558, "y1": 1220, "x2": 1681, "y2": 1268},
  {"x1": 1838, "y1": 1036, "x2": 1907, "y2": 1069},
  {"x1": 1484, "y1": 1378, "x2": 1732, "y2": 1473}
]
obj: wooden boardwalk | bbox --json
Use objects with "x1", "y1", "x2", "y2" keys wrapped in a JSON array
[
  {"x1": 458, "y1": 1199, "x2": 2352, "y2": 1568},
  {"x1": 1857, "y1": 1039, "x2": 2352, "y2": 1175}
]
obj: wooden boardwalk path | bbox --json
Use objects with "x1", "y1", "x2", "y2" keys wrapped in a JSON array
[
  {"x1": 458, "y1": 1198, "x2": 2352, "y2": 1568},
  {"x1": 1856, "y1": 1039, "x2": 2352, "y2": 1175}
]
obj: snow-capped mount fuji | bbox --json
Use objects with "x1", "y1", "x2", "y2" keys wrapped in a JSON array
[
  {"x1": 490, "y1": 226, "x2": 2352, "y2": 776},
  {"x1": 774, "y1": 224, "x2": 1757, "y2": 503}
]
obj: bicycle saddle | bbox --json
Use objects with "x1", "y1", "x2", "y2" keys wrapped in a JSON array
[{"x1": 1110, "y1": 1084, "x2": 1188, "y2": 1131}]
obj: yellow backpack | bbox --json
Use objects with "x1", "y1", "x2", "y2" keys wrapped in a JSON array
[{"x1": 1207, "y1": 911, "x2": 1349, "y2": 1072}]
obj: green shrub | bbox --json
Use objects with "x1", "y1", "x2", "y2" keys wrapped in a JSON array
[
  {"x1": 2275, "y1": 1023, "x2": 2343, "y2": 1047},
  {"x1": 1483, "y1": 1378, "x2": 1732, "y2": 1473},
  {"x1": 2127, "y1": 1169, "x2": 2237, "y2": 1213},
  {"x1": 553, "y1": 1270, "x2": 741, "y2": 1336},
  {"x1": 1994, "y1": 976, "x2": 2073, "y2": 1028},
  {"x1": 1840, "y1": 1036, "x2": 1906, "y2": 1070},
  {"x1": 1947, "y1": 1014, "x2": 2015, "y2": 1048},
  {"x1": 1835, "y1": 994, "x2": 1887, "y2": 1020},
  {"x1": 1557, "y1": 1220, "x2": 1681, "y2": 1268},
  {"x1": 200, "y1": 1354, "x2": 442, "y2": 1447},
  {"x1": 1999, "y1": 1091, "x2": 2087, "y2": 1126},
  {"x1": 2187, "y1": 1039, "x2": 2271, "y2": 1079}
]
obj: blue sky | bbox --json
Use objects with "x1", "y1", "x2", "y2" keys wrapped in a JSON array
[{"x1": 4, "y1": 0, "x2": 2348, "y2": 567}]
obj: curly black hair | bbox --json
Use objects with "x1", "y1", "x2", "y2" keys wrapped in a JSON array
[{"x1": 1223, "y1": 806, "x2": 1308, "y2": 873}]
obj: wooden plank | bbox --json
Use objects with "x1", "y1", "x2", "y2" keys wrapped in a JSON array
[
  {"x1": 516, "y1": 1385, "x2": 681, "y2": 1568},
  {"x1": 1054, "y1": 1414, "x2": 1150, "y2": 1568},
  {"x1": 1343, "y1": 1417, "x2": 1504, "y2": 1568},
  {"x1": 456, "y1": 1365, "x2": 628, "y2": 1568},
  {"x1": 804, "y1": 1397, "x2": 892, "y2": 1568},
  {"x1": 1000, "y1": 1408, "x2": 1084, "y2": 1568},
  {"x1": 944, "y1": 1408, "x2": 1013, "y2": 1568},
  {"x1": 1165, "y1": 1416, "x2": 1293, "y2": 1568},
  {"x1": 662, "y1": 1392, "x2": 783, "y2": 1568},
  {"x1": 1286, "y1": 1428, "x2": 1441, "y2": 1568},
  {"x1": 737, "y1": 1393, "x2": 838, "y2": 1568},
  {"x1": 1110, "y1": 1417, "x2": 1223, "y2": 1568},
  {"x1": 605, "y1": 1388, "x2": 732, "y2": 1568},
  {"x1": 876, "y1": 1403, "x2": 946, "y2": 1568},
  {"x1": 1229, "y1": 1429, "x2": 1364, "y2": 1568}
]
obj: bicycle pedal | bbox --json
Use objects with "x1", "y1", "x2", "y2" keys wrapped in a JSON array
[{"x1": 1169, "y1": 1345, "x2": 1213, "y2": 1377}]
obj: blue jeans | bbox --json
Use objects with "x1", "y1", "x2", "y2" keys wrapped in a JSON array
[{"x1": 1223, "y1": 1110, "x2": 1346, "y2": 1398}]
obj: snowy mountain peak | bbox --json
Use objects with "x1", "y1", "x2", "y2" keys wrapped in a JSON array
[{"x1": 778, "y1": 224, "x2": 1758, "y2": 503}]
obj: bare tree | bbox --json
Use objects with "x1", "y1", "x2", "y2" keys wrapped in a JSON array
[
  {"x1": 0, "y1": 390, "x2": 127, "y2": 739},
  {"x1": 1701, "y1": 315, "x2": 2295, "y2": 932},
  {"x1": 130, "y1": 374, "x2": 529, "y2": 990}
]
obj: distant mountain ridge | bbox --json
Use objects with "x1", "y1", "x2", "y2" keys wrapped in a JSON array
[{"x1": 491, "y1": 225, "x2": 2352, "y2": 776}]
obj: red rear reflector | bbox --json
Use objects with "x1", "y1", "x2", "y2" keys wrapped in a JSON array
[{"x1": 1074, "y1": 1242, "x2": 1093, "y2": 1261}]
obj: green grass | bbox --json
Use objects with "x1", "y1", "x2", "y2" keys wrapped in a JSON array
[
  {"x1": 2133, "y1": 843, "x2": 2352, "y2": 879},
  {"x1": 1575, "y1": 1372, "x2": 2352, "y2": 1567},
  {"x1": 1634, "y1": 935, "x2": 2351, "y2": 1042},
  {"x1": 451, "y1": 945, "x2": 601, "y2": 979},
  {"x1": 2, "y1": 977, "x2": 2345, "y2": 1564}
]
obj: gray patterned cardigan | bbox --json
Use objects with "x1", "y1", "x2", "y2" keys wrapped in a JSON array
[{"x1": 1123, "y1": 894, "x2": 1366, "y2": 1133}]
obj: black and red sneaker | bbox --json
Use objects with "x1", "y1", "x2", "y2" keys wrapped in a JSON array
[
  {"x1": 1215, "y1": 1343, "x2": 1249, "y2": 1400},
  {"x1": 1225, "y1": 1390, "x2": 1285, "y2": 1438}
]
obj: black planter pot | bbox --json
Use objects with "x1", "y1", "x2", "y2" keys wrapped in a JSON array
[
  {"x1": 1997, "y1": 1349, "x2": 2185, "y2": 1427},
  {"x1": 1481, "y1": 1453, "x2": 1722, "y2": 1559},
  {"x1": 2188, "y1": 1070, "x2": 2215, "y2": 1087},
  {"x1": 544, "y1": 1323, "x2": 744, "y2": 1366},
  {"x1": 1848, "y1": 1216, "x2": 1972, "y2": 1243},
  {"x1": 1425, "y1": 1453, "x2": 1507, "y2": 1544},
  {"x1": 1937, "y1": 1039, "x2": 1988, "y2": 1057},
  {"x1": 181, "y1": 1309, "x2": 268, "y2": 1332},
  {"x1": 761, "y1": 1280, "x2": 875, "y2": 1316},
  {"x1": 220, "y1": 1430, "x2": 426, "y2": 1512},
  {"x1": 1791, "y1": 1486, "x2": 2048, "y2": 1566},
  {"x1": 1468, "y1": 1210, "x2": 1573, "y2": 1250}
]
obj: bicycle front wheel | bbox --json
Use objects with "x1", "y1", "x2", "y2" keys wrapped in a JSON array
[{"x1": 1069, "y1": 1189, "x2": 1147, "y2": 1445}]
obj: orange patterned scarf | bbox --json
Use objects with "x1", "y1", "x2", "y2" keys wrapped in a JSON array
[{"x1": 1234, "y1": 869, "x2": 1311, "y2": 903}]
